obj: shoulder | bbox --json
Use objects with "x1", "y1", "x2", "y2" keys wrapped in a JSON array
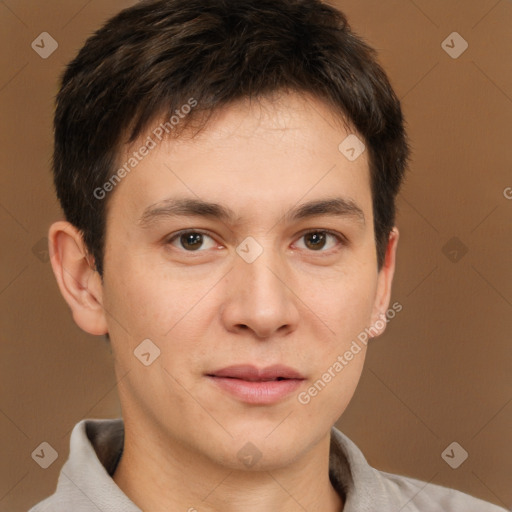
[
  {"x1": 27, "y1": 418, "x2": 139, "y2": 512},
  {"x1": 379, "y1": 469, "x2": 508, "y2": 512},
  {"x1": 329, "y1": 426, "x2": 508, "y2": 512}
]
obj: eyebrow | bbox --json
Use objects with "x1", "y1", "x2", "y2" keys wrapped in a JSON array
[{"x1": 137, "y1": 196, "x2": 365, "y2": 229}]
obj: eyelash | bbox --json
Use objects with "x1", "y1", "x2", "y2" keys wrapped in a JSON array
[{"x1": 165, "y1": 228, "x2": 347, "y2": 254}]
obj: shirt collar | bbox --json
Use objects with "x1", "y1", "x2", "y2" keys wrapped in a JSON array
[{"x1": 53, "y1": 417, "x2": 398, "y2": 511}]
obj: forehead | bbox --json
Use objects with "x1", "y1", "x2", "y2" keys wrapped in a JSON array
[
  {"x1": 108, "y1": 92, "x2": 372, "y2": 227},
  {"x1": 122, "y1": 91, "x2": 358, "y2": 162}
]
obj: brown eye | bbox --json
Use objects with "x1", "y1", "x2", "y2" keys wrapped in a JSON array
[
  {"x1": 167, "y1": 231, "x2": 217, "y2": 251},
  {"x1": 295, "y1": 230, "x2": 344, "y2": 252},
  {"x1": 180, "y1": 232, "x2": 203, "y2": 250},
  {"x1": 304, "y1": 232, "x2": 327, "y2": 250}
]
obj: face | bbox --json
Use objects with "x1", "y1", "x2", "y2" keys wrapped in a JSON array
[{"x1": 54, "y1": 91, "x2": 397, "y2": 470}]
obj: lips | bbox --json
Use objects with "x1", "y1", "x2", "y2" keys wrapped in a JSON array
[
  {"x1": 207, "y1": 364, "x2": 305, "y2": 381},
  {"x1": 206, "y1": 364, "x2": 306, "y2": 404}
]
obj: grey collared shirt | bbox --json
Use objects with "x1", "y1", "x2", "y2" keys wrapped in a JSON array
[{"x1": 28, "y1": 418, "x2": 508, "y2": 511}]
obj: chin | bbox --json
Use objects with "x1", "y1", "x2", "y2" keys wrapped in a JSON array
[
  {"x1": 214, "y1": 441, "x2": 303, "y2": 472},
  {"x1": 210, "y1": 425, "x2": 312, "y2": 470}
]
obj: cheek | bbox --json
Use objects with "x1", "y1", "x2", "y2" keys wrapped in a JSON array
[
  {"x1": 103, "y1": 254, "x2": 221, "y2": 376},
  {"x1": 104, "y1": 253, "x2": 186, "y2": 336},
  {"x1": 303, "y1": 265, "x2": 377, "y2": 338},
  {"x1": 295, "y1": 266, "x2": 375, "y2": 401},
  {"x1": 297, "y1": 345, "x2": 366, "y2": 427},
  {"x1": 104, "y1": 264, "x2": 162, "y2": 333}
]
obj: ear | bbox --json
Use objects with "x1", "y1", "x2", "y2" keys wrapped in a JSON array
[
  {"x1": 369, "y1": 227, "x2": 399, "y2": 338},
  {"x1": 48, "y1": 221, "x2": 108, "y2": 335}
]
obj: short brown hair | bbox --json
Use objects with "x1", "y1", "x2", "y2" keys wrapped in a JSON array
[{"x1": 53, "y1": 0, "x2": 409, "y2": 277}]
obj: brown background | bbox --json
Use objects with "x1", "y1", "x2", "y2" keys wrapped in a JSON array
[{"x1": 1, "y1": 0, "x2": 511, "y2": 510}]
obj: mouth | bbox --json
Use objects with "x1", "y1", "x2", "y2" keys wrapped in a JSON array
[
  {"x1": 205, "y1": 365, "x2": 305, "y2": 404},
  {"x1": 206, "y1": 364, "x2": 306, "y2": 381}
]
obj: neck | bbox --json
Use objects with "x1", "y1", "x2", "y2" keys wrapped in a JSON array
[{"x1": 112, "y1": 417, "x2": 344, "y2": 512}]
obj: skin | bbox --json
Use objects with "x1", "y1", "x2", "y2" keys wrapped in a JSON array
[{"x1": 49, "y1": 91, "x2": 398, "y2": 512}]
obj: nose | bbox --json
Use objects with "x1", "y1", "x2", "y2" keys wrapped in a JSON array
[{"x1": 220, "y1": 244, "x2": 300, "y2": 340}]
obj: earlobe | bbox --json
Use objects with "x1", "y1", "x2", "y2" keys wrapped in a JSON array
[
  {"x1": 48, "y1": 221, "x2": 108, "y2": 336},
  {"x1": 369, "y1": 227, "x2": 399, "y2": 337}
]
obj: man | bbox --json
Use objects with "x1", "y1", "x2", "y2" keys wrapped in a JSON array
[{"x1": 29, "y1": 0, "x2": 507, "y2": 510}]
